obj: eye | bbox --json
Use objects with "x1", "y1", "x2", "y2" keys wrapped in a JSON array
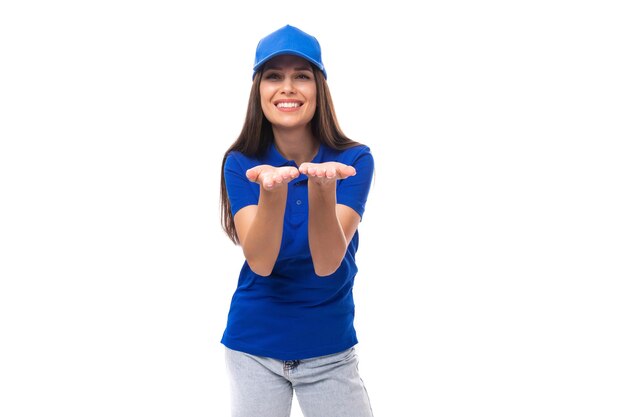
[
  {"x1": 263, "y1": 72, "x2": 282, "y2": 80},
  {"x1": 295, "y1": 73, "x2": 312, "y2": 80}
]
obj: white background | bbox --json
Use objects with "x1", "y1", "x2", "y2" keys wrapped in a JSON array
[{"x1": 1, "y1": 1, "x2": 625, "y2": 416}]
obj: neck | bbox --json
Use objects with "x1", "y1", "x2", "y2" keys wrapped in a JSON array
[{"x1": 272, "y1": 126, "x2": 319, "y2": 166}]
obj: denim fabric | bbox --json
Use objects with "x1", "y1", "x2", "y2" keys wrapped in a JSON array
[{"x1": 225, "y1": 347, "x2": 374, "y2": 417}]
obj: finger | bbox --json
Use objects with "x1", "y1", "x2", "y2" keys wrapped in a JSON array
[
  {"x1": 246, "y1": 167, "x2": 260, "y2": 182},
  {"x1": 284, "y1": 167, "x2": 299, "y2": 179},
  {"x1": 298, "y1": 164, "x2": 311, "y2": 175},
  {"x1": 339, "y1": 165, "x2": 356, "y2": 178},
  {"x1": 263, "y1": 177, "x2": 275, "y2": 189}
]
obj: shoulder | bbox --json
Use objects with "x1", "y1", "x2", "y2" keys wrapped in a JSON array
[
  {"x1": 226, "y1": 150, "x2": 249, "y2": 164},
  {"x1": 225, "y1": 150, "x2": 262, "y2": 172}
]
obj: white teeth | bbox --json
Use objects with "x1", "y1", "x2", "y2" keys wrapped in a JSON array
[{"x1": 277, "y1": 102, "x2": 301, "y2": 108}]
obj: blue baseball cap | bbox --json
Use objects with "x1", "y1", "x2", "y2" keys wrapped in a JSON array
[{"x1": 253, "y1": 25, "x2": 327, "y2": 79}]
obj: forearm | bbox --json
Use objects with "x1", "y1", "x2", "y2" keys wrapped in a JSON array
[
  {"x1": 307, "y1": 183, "x2": 347, "y2": 276},
  {"x1": 242, "y1": 188, "x2": 287, "y2": 276}
]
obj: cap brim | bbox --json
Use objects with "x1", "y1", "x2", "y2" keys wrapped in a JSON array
[{"x1": 253, "y1": 50, "x2": 327, "y2": 79}]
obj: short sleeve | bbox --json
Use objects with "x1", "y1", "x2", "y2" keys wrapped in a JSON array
[
  {"x1": 224, "y1": 153, "x2": 260, "y2": 216},
  {"x1": 336, "y1": 147, "x2": 374, "y2": 219}
]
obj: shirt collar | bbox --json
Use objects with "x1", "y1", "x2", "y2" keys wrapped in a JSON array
[
  {"x1": 264, "y1": 142, "x2": 325, "y2": 166},
  {"x1": 266, "y1": 142, "x2": 291, "y2": 166}
]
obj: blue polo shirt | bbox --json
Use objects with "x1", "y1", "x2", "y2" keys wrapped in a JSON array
[{"x1": 221, "y1": 142, "x2": 374, "y2": 360}]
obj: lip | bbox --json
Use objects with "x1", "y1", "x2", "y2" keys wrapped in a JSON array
[{"x1": 273, "y1": 99, "x2": 304, "y2": 112}]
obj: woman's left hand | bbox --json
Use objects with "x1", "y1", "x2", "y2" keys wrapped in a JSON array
[{"x1": 299, "y1": 162, "x2": 356, "y2": 185}]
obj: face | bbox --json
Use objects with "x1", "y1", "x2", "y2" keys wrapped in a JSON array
[{"x1": 259, "y1": 55, "x2": 317, "y2": 130}]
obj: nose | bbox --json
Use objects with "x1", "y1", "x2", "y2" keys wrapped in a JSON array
[{"x1": 280, "y1": 78, "x2": 295, "y2": 94}]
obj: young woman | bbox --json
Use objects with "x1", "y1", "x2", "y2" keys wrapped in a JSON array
[{"x1": 219, "y1": 25, "x2": 375, "y2": 417}]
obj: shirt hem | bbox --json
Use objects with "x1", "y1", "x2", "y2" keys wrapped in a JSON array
[{"x1": 221, "y1": 337, "x2": 359, "y2": 361}]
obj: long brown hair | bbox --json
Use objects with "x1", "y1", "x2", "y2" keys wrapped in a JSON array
[{"x1": 220, "y1": 66, "x2": 359, "y2": 244}]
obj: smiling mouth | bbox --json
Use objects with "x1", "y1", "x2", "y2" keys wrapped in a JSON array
[{"x1": 276, "y1": 102, "x2": 302, "y2": 109}]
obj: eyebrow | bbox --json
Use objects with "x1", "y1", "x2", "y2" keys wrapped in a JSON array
[{"x1": 264, "y1": 65, "x2": 313, "y2": 72}]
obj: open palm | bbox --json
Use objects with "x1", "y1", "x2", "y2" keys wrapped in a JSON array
[
  {"x1": 246, "y1": 165, "x2": 300, "y2": 191},
  {"x1": 299, "y1": 162, "x2": 356, "y2": 185}
]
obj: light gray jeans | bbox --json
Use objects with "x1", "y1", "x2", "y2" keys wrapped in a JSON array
[{"x1": 225, "y1": 346, "x2": 374, "y2": 417}]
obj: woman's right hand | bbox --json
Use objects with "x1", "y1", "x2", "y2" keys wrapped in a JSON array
[{"x1": 246, "y1": 165, "x2": 300, "y2": 191}]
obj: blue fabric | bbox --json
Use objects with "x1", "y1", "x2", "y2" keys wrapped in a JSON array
[
  {"x1": 221, "y1": 142, "x2": 374, "y2": 360},
  {"x1": 253, "y1": 25, "x2": 327, "y2": 79}
]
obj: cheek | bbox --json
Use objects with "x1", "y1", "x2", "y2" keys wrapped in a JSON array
[
  {"x1": 307, "y1": 95, "x2": 317, "y2": 114},
  {"x1": 305, "y1": 87, "x2": 317, "y2": 108},
  {"x1": 259, "y1": 86, "x2": 275, "y2": 114},
  {"x1": 259, "y1": 88, "x2": 270, "y2": 102},
  {"x1": 259, "y1": 82, "x2": 277, "y2": 99},
  {"x1": 261, "y1": 96, "x2": 270, "y2": 113}
]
